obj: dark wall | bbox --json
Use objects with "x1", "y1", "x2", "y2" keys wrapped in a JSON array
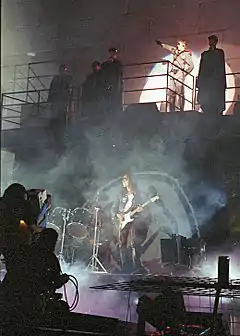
[
  {"x1": 3, "y1": 0, "x2": 239, "y2": 90},
  {"x1": 54, "y1": 0, "x2": 240, "y2": 84}
]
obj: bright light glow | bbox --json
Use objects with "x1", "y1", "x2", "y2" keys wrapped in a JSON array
[{"x1": 140, "y1": 53, "x2": 235, "y2": 114}]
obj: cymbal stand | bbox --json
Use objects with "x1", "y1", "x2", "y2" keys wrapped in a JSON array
[
  {"x1": 59, "y1": 208, "x2": 71, "y2": 266},
  {"x1": 87, "y1": 206, "x2": 107, "y2": 273}
]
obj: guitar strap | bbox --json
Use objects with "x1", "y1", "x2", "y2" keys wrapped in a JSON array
[{"x1": 123, "y1": 193, "x2": 135, "y2": 213}]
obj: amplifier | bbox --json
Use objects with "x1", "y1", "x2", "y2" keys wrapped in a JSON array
[{"x1": 161, "y1": 235, "x2": 189, "y2": 265}]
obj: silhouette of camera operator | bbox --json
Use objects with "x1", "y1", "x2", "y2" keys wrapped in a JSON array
[
  {"x1": 30, "y1": 228, "x2": 69, "y2": 296},
  {"x1": 0, "y1": 183, "x2": 40, "y2": 254},
  {"x1": 0, "y1": 185, "x2": 69, "y2": 323}
]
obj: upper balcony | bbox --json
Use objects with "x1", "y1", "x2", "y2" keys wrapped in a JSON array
[{"x1": 1, "y1": 59, "x2": 240, "y2": 140}]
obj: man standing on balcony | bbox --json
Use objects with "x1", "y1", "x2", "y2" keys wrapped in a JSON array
[
  {"x1": 47, "y1": 64, "x2": 72, "y2": 154},
  {"x1": 101, "y1": 48, "x2": 123, "y2": 115},
  {"x1": 81, "y1": 61, "x2": 103, "y2": 121},
  {"x1": 197, "y1": 35, "x2": 226, "y2": 117},
  {"x1": 156, "y1": 39, "x2": 194, "y2": 112}
]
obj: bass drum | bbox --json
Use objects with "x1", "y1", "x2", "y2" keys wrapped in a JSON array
[
  {"x1": 68, "y1": 207, "x2": 92, "y2": 246},
  {"x1": 67, "y1": 222, "x2": 87, "y2": 240},
  {"x1": 70, "y1": 207, "x2": 93, "y2": 225}
]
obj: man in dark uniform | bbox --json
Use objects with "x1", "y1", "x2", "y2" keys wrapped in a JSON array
[
  {"x1": 47, "y1": 64, "x2": 72, "y2": 154},
  {"x1": 81, "y1": 61, "x2": 103, "y2": 120},
  {"x1": 101, "y1": 47, "x2": 123, "y2": 114},
  {"x1": 197, "y1": 35, "x2": 226, "y2": 117}
]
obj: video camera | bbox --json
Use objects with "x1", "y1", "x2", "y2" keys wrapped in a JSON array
[{"x1": 27, "y1": 189, "x2": 52, "y2": 229}]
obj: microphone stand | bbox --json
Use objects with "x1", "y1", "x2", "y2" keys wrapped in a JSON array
[{"x1": 87, "y1": 193, "x2": 107, "y2": 273}]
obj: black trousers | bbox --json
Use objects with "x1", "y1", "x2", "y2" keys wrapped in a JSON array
[
  {"x1": 48, "y1": 116, "x2": 66, "y2": 154},
  {"x1": 103, "y1": 90, "x2": 122, "y2": 113}
]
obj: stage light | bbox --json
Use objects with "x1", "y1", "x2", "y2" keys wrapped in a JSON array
[{"x1": 140, "y1": 53, "x2": 235, "y2": 114}]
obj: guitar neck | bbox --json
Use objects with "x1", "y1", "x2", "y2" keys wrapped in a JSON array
[
  {"x1": 141, "y1": 199, "x2": 152, "y2": 208},
  {"x1": 130, "y1": 200, "x2": 151, "y2": 216}
]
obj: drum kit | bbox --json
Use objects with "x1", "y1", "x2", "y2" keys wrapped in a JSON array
[{"x1": 47, "y1": 205, "x2": 112, "y2": 272}]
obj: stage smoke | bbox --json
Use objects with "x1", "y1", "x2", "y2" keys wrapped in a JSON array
[{"x1": 60, "y1": 262, "x2": 138, "y2": 321}]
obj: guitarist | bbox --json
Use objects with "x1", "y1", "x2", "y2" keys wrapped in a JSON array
[{"x1": 112, "y1": 174, "x2": 148, "y2": 274}]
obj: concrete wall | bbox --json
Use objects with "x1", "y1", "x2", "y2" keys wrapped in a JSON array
[
  {"x1": 2, "y1": 0, "x2": 240, "y2": 89},
  {"x1": 1, "y1": 0, "x2": 59, "y2": 93},
  {"x1": 1, "y1": 0, "x2": 60, "y2": 131},
  {"x1": 2, "y1": 0, "x2": 240, "y2": 82},
  {"x1": 56, "y1": 0, "x2": 240, "y2": 84}
]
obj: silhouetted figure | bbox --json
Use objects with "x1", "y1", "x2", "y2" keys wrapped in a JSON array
[
  {"x1": 47, "y1": 64, "x2": 72, "y2": 154},
  {"x1": 1, "y1": 228, "x2": 69, "y2": 327},
  {"x1": 197, "y1": 35, "x2": 226, "y2": 117},
  {"x1": 81, "y1": 61, "x2": 103, "y2": 120},
  {"x1": 30, "y1": 228, "x2": 68, "y2": 295},
  {"x1": 0, "y1": 183, "x2": 38, "y2": 256},
  {"x1": 0, "y1": 183, "x2": 42, "y2": 325},
  {"x1": 1, "y1": 215, "x2": 33, "y2": 322},
  {"x1": 101, "y1": 48, "x2": 123, "y2": 114}
]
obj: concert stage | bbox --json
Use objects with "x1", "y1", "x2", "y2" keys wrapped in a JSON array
[
  {"x1": 2, "y1": 268, "x2": 240, "y2": 335},
  {"x1": 2, "y1": 105, "x2": 240, "y2": 335},
  {"x1": 53, "y1": 265, "x2": 240, "y2": 335}
]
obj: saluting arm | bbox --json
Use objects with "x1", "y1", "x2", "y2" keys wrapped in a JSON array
[{"x1": 155, "y1": 40, "x2": 176, "y2": 54}]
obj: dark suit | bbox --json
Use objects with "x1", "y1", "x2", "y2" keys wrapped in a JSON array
[
  {"x1": 47, "y1": 73, "x2": 72, "y2": 153},
  {"x1": 197, "y1": 48, "x2": 226, "y2": 115},
  {"x1": 81, "y1": 69, "x2": 103, "y2": 120},
  {"x1": 101, "y1": 58, "x2": 123, "y2": 113}
]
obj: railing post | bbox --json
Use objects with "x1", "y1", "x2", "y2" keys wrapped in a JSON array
[
  {"x1": 0, "y1": 93, "x2": 3, "y2": 194},
  {"x1": 192, "y1": 76, "x2": 196, "y2": 111},
  {"x1": 166, "y1": 61, "x2": 169, "y2": 113},
  {"x1": 26, "y1": 63, "x2": 31, "y2": 103},
  {"x1": 122, "y1": 74, "x2": 125, "y2": 111},
  {"x1": 37, "y1": 90, "x2": 40, "y2": 115},
  {"x1": 13, "y1": 64, "x2": 17, "y2": 92}
]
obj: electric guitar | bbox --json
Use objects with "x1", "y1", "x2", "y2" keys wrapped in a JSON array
[{"x1": 117, "y1": 195, "x2": 159, "y2": 230}]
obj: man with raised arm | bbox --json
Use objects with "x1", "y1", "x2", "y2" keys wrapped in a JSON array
[{"x1": 156, "y1": 39, "x2": 194, "y2": 112}]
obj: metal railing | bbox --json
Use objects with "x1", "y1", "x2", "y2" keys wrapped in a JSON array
[
  {"x1": 123, "y1": 60, "x2": 196, "y2": 112},
  {"x1": 1, "y1": 59, "x2": 240, "y2": 129},
  {"x1": 1, "y1": 87, "x2": 81, "y2": 129},
  {"x1": 1, "y1": 89, "x2": 50, "y2": 128},
  {"x1": 122, "y1": 60, "x2": 240, "y2": 113}
]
